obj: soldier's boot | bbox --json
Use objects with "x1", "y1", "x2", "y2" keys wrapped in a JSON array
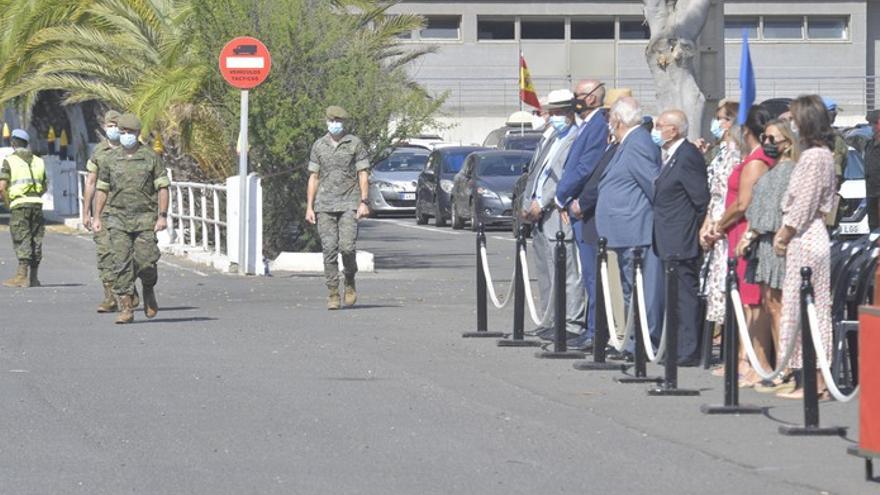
[
  {"x1": 97, "y1": 282, "x2": 118, "y2": 313},
  {"x1": 143, "y1": 285, "x2": 158, "y2": 319},
  {"x1": 343, "y1": 276, "x2": 357, "y2": 307},
  {"x1": 131, "y1": 286, "x2": 140, "y2": 308},
  {"x1": 3, "y1": 262, "x2": 29, "y2": 288},
  {"x1": 327, "y1": 287, "x2": 341, "y2": 311},
  {"x1": 28, "y1": 263, "x2": 40, "y2": 287},
  {"x1": 115, "y1": 295, "x2": 134, "y2": 324}
]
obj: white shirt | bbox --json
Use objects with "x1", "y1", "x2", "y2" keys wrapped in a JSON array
[
  {"x1": 533, "y1": 127, "x2": 573, "y2": 201},
  {"x1": 663, "y1": 138, "x2": 686, "y2": 166}
]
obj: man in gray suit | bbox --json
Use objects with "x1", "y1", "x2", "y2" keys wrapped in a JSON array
[
  {"x1": 521, "y1": 89, "x2": 586, "y2": 341},
  {"x1": 596, "y1": 97, "x2": 664, "y2": 355}
]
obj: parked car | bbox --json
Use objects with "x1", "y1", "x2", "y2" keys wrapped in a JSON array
[
  {"x1": 367, "y1": 146, "x2": 430, "y2": 216},
  {"x1": 450, "y1": 150, "x2": 532, "y2": 230},
  {"x1": 510, "y1": 170, "x2": 531, "y2": 237},
  {"x1": 838, "y1": 145, "x2": 871, "y2": 236},
  {"x1": 415, "y1": 146, "x2": 487, "y2": 226},
  {"x1": 499, "y1": 131, "x2": 543, "y2": 152}
]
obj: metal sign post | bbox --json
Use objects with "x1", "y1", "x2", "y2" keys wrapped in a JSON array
[{"x1": 238, "y1": 89, "x2": 249, "y2": 274}]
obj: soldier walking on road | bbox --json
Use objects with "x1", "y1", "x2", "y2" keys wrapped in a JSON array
[
  {"x1": 305, "y1": 106, "x2": 371, "y2": 310},
  {"x1": 82, "y1": 110, "x2": 139, "y2": 312},
  {"x1": 92, "y1": 114, "x2": 169, "y2": 324},
  {"x1": 0, "y1": 129, "x2": 47, "y2": 288}
]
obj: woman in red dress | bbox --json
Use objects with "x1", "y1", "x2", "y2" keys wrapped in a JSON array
[{"x1": 707, "y1": 105, "x2": 776, "y2": 386}]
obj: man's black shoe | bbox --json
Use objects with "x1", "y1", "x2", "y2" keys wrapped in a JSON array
[
  {"x1": 567, "y1": 337, "x2": 594, "y2": 351},
  {"x1": 677, "y1": 356, "x2": 701, "y2": 367}
]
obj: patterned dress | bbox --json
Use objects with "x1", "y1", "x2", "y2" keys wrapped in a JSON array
[
  {"x1": 704, "y1": 142, "x2": 741, "y2": 322},
  {"x1": 779, "y1": 147, "x2": 836, "y2": 369}
]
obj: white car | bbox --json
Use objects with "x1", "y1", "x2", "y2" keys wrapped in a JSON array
[{"x1": 837, "y1": 146, "x2": 870, "y2": 236}]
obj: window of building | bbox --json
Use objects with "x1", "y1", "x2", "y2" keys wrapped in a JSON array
[
  {"x1": 762, "y1": 17, "x2": 803, "y2": 40},
  {"x1": 619, "y1": 18, "x2": 650, "y2": 40},
  {"x1": 420, "y1": 15, "x2": 461, "y2": 40},
  {"x1": 571, "y1": 18, "x2": 614, "y2": 40},
  {"x1": 807, "y1": 16, "x2": 848, "y2": 40},
  {"x1": 724, "y1": 17, "x2": 759, "y2": 40},
  {"x1": 520, "y1": 17, "x2": 564, "y2": 40},
  {"x1": 477, "y1": 17, "x2": 515, "y2": 40}
]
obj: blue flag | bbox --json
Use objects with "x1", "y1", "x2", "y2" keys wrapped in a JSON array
[{"x1": 737, "y1": 29, "x2": 756, "y2": 125}]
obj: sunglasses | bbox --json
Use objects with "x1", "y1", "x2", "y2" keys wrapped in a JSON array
[{"x1": 761, "y1": 134, "x2": 787, "y2": 144}]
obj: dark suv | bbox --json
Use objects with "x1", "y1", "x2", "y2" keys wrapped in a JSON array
[{"x1": 415, "y1": 146, "x2": 487, "y2": 226}]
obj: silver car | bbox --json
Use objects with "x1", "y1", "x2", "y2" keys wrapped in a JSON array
[{"x1": 368, "y1": 147, "x2": 430, "y2": 215}]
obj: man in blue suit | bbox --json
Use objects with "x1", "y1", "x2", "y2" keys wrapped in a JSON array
[
  {"x1": 652, "y1": 110, "x2": 709, "y2": 365},
  {"x1": 596, "y1": 97, "x2": 664, "y2": 355},
  {"x1": 553, "y1": 80, "x2": 608, "y2": 349}
]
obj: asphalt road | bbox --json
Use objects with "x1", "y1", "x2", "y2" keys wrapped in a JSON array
[{"x1": 0, "y1": 216, "x2": 870, "y2": 494}]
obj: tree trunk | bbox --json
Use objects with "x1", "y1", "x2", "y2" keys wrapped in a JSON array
[{"x1": 643, "y1": 0, "x2": 711, "y2": 141}]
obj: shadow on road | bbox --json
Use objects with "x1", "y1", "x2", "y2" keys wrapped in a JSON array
[
  {"x1": 34, "y1": 283, "x2": 86, "y2": 288},
  {"x1": 373, "y1": 251, "x2": 471, "y2": 270},
  {"x1": 343, "y1": 304, "x2": 402, "y2": 310},
  {"x1": 131, "y1": 316, "x2": 218, "y2": 324},
  {"x1": 159, "y1": 306, "x2": 199, "y2": 311}
]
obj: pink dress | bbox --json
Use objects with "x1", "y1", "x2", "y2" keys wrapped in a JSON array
[
  {"x1": 725, "y1": 147, "x2": 776, "y2": 305},
  {"x1": 779, "y1": 147, "x2": 836, "y2": 369}
]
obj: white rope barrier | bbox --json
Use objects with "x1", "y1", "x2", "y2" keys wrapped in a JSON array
[
  {"x1": 730, "y1": 288, "x2": 798, "y2": 381},
  {"x1": 479, "y1": 245, "x2": 516, "y2": 309},
  {"x1": 519, "y1": 247, "x2": 554, "y2": 327},
  {"x1": 600, "y1": 259, "x2": 635, "y2": 352},
  {"x1": 635, "y1": 266, "x2": 666, "y2": 363},
  {"x1": 806, "y1": 300, "x2": 859, "y2": 403}
]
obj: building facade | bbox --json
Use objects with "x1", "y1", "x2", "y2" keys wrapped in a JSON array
[{"x1": 389, "y1": 0, "x2": 880, "y2": 143}]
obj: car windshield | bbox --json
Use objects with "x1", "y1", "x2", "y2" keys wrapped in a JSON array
[
  {"x1": 503, "y1": 136, "x2": 541, "y2": 151},
  {"x1": 374, "y1": 151, "x2": 428, "y2": 172},
  {"x1": 476, "y1": 155, "x2": 528, "y2": 177},
  {"x1": 441, "y1": 151, "x2": 476, "y2": 174},
  {"x1": 845, "y1": 148, "x2": 865, "y2": 180}
]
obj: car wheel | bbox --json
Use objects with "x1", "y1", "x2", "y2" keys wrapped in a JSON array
[
  {"x1": 434, "y1": 202, "x2": 447, "y2": 227},
  {"x1": 451, "y1": 204, "x2": 464, "y2": 230},
  {"x1": 469, "y1": 202, "x2": 479, "y2": 232},
  {"x1": 415, "y1": 203, "x2": 429, "y2": 225}
]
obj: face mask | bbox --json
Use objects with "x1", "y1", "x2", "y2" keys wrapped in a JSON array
[
  {"x1": 549, "y1": 115, "x2": 570, "y2": 133},
  {"x1": 710, "y1": 119, "x2": 724, "y2": 140},
  {"x1": 651, "y1": 128, "x2": 666, "y2": 147},
  {"x1": 790, "y1": 122, "x2": 799, "y2": 136},
  {"x1": 105, "y1": 125, "x2": 120, "y2": 142},
  {"x1": 327, "y1": 121, "x2": 344, "y2": 135},
  {"x1": 762, "y1": 142, "x2": 780, "y2": 159},
  {"x1": 607, "y1": 122, "x2": 616, "y2": 135},
  {"x1": 119, "y1": 133, "x2": 138, "y2": 149}
]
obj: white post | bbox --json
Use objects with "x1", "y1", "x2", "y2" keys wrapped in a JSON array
[
  {"x1": 188, "y1": 186, "x2": 196, "y2": 247},
  {"x1": 201, "y1": 187, "x2": 208, "y2": 250},
  {"x1": 238, "y1": 90, "x2": 249, "y2": 274},
  {"x1": 213, "y1": 188, "x2": 221, "y2": 255},
  {"x1": 176, "y1": 184, "x2": 184, "y2": 244}
]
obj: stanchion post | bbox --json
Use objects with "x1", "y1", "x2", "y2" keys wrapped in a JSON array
[
  {"x1": 498, "y1": 225, "x2": 541, "y2": 347},
  {"x1": 649, "y1": 262, "x2": 699, "y2": 396},
  {"x1": 574, "y1": 237, "x2": 623, "y2": 371},
  {"x1": 701, "y1": 258, "x2": 762, "y2": 414},
  {"x1": 463, "y1": 223, "x2": 505, "y2": 339},
  {"x1": 699, "y1": 295, "x2": 714, "y2": 369},
  {"x1": 779, "y1": 267, "x2": 847, "y2": 436},
  {"x1": 535, "y1": 231, "x2": 585, "y2": 359},
  {"x1": 616, "y1": 248, "x2": 661, "y2": 384}
]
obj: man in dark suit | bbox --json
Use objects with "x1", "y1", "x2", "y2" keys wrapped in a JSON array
[
  {"x1": 652, "y1": 110, "x2": 710, "y2": 365},
  {"x1": 553, "y1": 79, "x2": 608, "y2": 349}
]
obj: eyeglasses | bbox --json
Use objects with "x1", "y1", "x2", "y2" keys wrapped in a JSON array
[{"x1": 761, "y1": 134, "x2": 787, "y2": 144}]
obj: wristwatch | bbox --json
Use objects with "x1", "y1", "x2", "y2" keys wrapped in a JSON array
[
  {"x1": 159, "y1": 211, "x2": 168, "y2": 218},
  {"x1": 360, "y1": 199, "x2": 369, "y2": 205}
]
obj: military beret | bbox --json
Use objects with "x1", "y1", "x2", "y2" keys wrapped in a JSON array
[
  {"x1": 104, "y1": 110, "x2": 121, "y2": 124},
  {"x1": 867, "y1": 110, "x2": 880, "y2": 125},
  {"x1": 325, "y1": 105, "x2": 350, "y2": 120},
  {"x1": 117, "y1": 113, "x2": 142, "y2": 131}
]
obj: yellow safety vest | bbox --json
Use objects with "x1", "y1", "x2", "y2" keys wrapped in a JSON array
[{"x1": 6, "y1": 154, "x2": 45, "y2": 208}]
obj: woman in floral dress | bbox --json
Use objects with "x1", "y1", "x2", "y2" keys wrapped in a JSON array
[{"x1": 773, "y1": 95, "x2": 836, "y2": 400}]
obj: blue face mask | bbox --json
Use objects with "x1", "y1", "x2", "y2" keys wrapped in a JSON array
[
  {"x1": 105, "y1": 125, "x2": 120, "y2": 142},
  {"x1": 710, "y1": 118, "x2": 724, "y2": 140},
  {"x1": 120, "y1": 133, "x2": 138, "y2": 149},
  {"x1": 549, "y1": 115, "x2": 570, "y2": 133},
  {"x1": 327, "y1": 121, "x2": 344, "y2": 135},
  {"x1": 651, "y1": 128, "x2": 666, "y2": 147}
]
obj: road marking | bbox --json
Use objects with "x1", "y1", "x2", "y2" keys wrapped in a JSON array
[
  {"x1": 159, "y1": 259, "x2": 209, "y2": 277},
  {"x1": 369, "y1": 218, "x2": 516, "y2": 243}
]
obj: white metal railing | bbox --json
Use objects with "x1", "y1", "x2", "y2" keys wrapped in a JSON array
[{"x1": 76, "y1": 169, "x2": 228, "y2": 259}]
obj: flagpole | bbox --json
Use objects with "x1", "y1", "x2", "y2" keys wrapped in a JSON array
[{"x1": 518, "y1": 41, "x2": 524, "y2": 136}]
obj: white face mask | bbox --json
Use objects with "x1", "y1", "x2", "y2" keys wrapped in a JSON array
[{"x1": 120, "y1": 133, "x2": 138, "y2": 149}]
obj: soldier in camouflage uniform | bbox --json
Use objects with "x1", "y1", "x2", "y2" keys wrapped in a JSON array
[
  {"x1": 823, "y1": 97, "x2": 848, "y2": 227},
  {"x1": 82, "y1": 110, "x2": 139, "y2": 312},
  {"x1": 92, "y1": 114, "x2": 170, "y2": 324},
  {"x1": 0, "y1": 129, "x2": 47, "y2": 288},
  {"x1": 305, "y1": 105, "x2": 371, "y2": 310}
]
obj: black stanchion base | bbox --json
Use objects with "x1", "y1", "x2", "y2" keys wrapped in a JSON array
[
  {"x1": 615, "y1": 375, "x2": 662, "y2": 384},
  {"x1": 572, "y1": 360, "x2": 625, "y2": 371},
  {"x1": 847, "y1": 445, "x2": 879, "y2": 481},
  {"x1": 778, "y1": 424, "x2": 847, "y2": 437},
  {"x1": 700, "y1": 404, "x2": 764, "y2": 415},
  {"x1": 647, "y1": 385, "x2": 700, "y2": 396},
  {"x1": 497, "y1": 338, "x2": 543, "y2": 347},
  {"x1": 534, "y1": 350, "x2": 587, "y2": 359},
  {"x1": 462, "y1": 331, "x2": 506, "y2": 338}
]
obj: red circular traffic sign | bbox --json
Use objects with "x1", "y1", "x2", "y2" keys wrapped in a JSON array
[{"x1": 219, "y1": 36, "x2": 272, "y2": 89}]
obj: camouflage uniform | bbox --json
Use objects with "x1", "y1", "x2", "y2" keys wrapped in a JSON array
[
  {"x1": 87, "y1": 140, "x2": 118, "y2": 284},
  {"x1": 96, "y1": 145, "x2": 169, "y2": 296},
  {"x1": 825, "y1": 133, "x2": 848, "y2": 227},
  {"x1": 0, "y1": 149, "x2": 46, "y2": 264},
  {"x1": 308, "y1": 132, "x2": 370, "y2": 290}
]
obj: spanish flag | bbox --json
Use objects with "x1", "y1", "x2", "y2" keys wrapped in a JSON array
[{"x1": 519, "y1": 53, "x2": 541, "y2": 111}]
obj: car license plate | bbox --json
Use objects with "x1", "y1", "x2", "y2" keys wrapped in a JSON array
[
  {"x1": 840, "y1": 223, "x2": 867, "y2": 235},
  {"x1": 400, "y1": 192, "x2": 415, "y2": 201}
]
